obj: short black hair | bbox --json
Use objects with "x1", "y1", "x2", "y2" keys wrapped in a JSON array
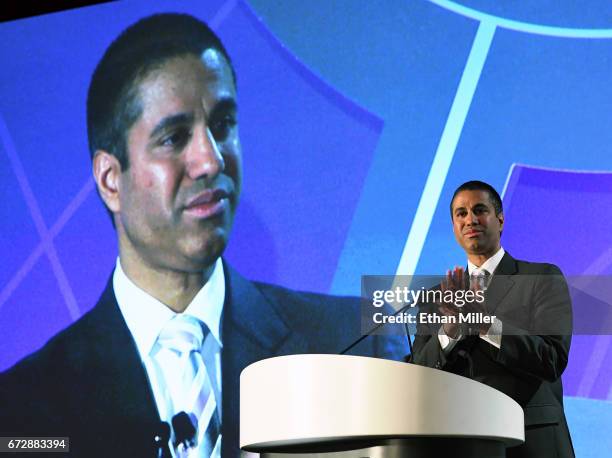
[
  {"x1": 86, "y1": 13, "x2": 235, "y2": 170},
  {"x1": 450, "y1": 180, "x2": 503, "y2": 217}
]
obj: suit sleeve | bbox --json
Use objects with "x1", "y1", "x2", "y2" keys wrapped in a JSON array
[
  {"x1": 411, "y1": 302, "x2": 454, "y2": 370},
  {"x1": 484, "y1": 265, "x2": 572, "y2": 382}
]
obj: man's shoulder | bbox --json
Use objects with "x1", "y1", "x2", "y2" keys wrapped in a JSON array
[
  {"x1": 250, "y1": 280, "x2": 360, "y2": 323},
  {"x1": 0, "y1": 278, "x2": 119, "y2": 393},
  {"x1": 253, "y1": 280, "x2": 358, "y2": 306},
  {"x1": 0, "y1": 294, "x2": 110, "y2": 387},
  {"x1": 6, "y1": 276, "x2": 118, "y2": 370},
  {"x1": 247, "y1": 280, "x2": 404, "y2": 359},
  {"x1": 225, "y1": 261, "x2": 354, "y2": 307},
  {"x1": 511, "y1": 256, "x2": 564, "y2": 276},
  {"x1": 0, "y1": 302, "x2": 109, "y2": 429}
]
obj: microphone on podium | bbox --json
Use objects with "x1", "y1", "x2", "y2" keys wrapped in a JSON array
[{"x1": 339, "y1": 301, "x2": 414, "y2": 358}]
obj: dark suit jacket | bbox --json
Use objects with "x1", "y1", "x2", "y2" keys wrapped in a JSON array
[
  {"x1": 412, "y1": 253, "x2": 574, "y2": 458},
  {"x1": 0, "y1": 262, "x2": 404, "y2": 457}
]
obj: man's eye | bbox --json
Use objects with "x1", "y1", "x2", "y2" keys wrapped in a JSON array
[
  {"x1": 160, "y1": 129, "x2": 189, "y2": 149},
  {"x1": 209, "y1": 115, "x2": 237, "y2": 142}
]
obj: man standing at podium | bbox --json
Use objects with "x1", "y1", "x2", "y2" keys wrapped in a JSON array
[{"x1": 412, "y1": 180, "x2": 574, "y2": 458}]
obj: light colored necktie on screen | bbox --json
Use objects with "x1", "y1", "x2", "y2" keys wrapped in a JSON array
[{"x1": 157, "y1": 315, "x2": 221, "y2": 457}]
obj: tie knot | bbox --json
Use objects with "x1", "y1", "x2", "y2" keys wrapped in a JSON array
[
  {"x1": 470, "y1": 269, "x2": 490, "y2": 289},
  {"x1": 157, "y1": 315, "x2": 207, "y2": 354}
]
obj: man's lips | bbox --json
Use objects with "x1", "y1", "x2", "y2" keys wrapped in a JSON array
[
  {"x1": 183, "y1": 188, "x2": 231, "y2": 219},
  {"x1": 464, "y1": 229, "x2": 483, "y2": 237}
]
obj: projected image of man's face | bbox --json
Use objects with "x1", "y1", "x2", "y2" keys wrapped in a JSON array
[{"x1": 118, "y1": 50, "x2": 242, "y2": 273}]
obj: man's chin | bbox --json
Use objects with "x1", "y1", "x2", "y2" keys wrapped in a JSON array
[
  {"x1": 467, "y1": 245, "x2": 498, "y2": 258},
  {"x1": 181, "y1": 232, "x2": 228, "y2": 270},
  {"x1": 466, "y1": 242, "x2": 486, "y2": 254}
]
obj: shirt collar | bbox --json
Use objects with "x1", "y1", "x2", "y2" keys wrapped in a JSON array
[
  {"x1": 468, "y1": 247, "x2": 505, "y2": 276},
  {"x1": 113, "y1": 257, "x2": 225, "y2": 359}
]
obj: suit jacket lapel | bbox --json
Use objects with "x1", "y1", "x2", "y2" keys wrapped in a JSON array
[
  {"x1": 485, "y1": 252, "x2": 517, "y2": 315},
  {"x1": 88, "y1": 265, "x2": 292, "y2": 455},
  {"x1": 82, "y1": 266, "x2": 293, "y2": 456},
  {"x1": 221, "y1": 262, "x2": 291, "y2": 456},
  {"x1": 85, "y1": 278, "x2": 161, "y2": 434}
]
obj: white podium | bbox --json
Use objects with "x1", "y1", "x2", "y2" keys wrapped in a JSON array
[{"x1": 240, "y1": 355, "x2": 524, "y2": 457}]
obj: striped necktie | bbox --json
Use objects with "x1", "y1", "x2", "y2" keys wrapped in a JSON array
[
  {"x1": 470, "y1": 269, "x2": 490, "y2": 291},
  {"x1": 156, "y1": 315, "x2": 221, "y2": 457}
]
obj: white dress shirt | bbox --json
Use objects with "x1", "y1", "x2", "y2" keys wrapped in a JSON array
[
  {"x1": 439, "y1": 247, "x2": 505, "y2": 352},
  {"x1": 113, "y1": 257, "x2": 224, "y2": 431}
]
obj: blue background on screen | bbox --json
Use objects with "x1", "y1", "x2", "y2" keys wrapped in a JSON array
[{"x1": 1, "y1": 1, "x2": 611, "y2": 455}]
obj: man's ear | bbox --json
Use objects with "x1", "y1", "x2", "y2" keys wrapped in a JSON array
[
  {"x1": 498, "y1": 212, "x2": 504, "y2": 233},
  {"x1": 93, "y1": 150, "x2": 122, "y2": 213}
]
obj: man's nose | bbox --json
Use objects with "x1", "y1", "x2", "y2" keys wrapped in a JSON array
[
  {"x1": 185, "y1": 126, "x2": 225, "y2": 181},
  {"x1": 468, "y1": 211, "x2": 479, "y2": 225}
]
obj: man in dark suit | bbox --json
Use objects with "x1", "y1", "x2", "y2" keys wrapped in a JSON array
[
  {"x1": 412, "y1": 180, "x2": 574, "y2": 458},
  {"x1": 0, "y1": 14, "x2": 402, "y2": 457}
]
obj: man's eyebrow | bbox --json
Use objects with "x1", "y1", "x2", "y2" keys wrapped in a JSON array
[{"x1": 150, "y1": 112, "x2": 194, "y2": 139}]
